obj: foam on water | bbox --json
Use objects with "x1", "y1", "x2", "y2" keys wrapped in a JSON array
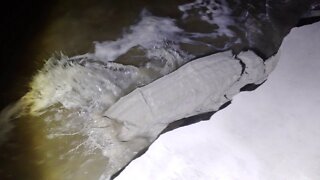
[{"x1": 92, "y1": 10, "x2": 192, "y2": 63}]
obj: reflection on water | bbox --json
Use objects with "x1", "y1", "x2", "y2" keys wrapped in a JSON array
[{"x1": 0, "y1": 0, "x2": 311, "y2": 179}]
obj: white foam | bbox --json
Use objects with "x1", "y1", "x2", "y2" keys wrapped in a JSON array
[{"x1": 92, "y1": 10, "x2": 192, "y2": 65}]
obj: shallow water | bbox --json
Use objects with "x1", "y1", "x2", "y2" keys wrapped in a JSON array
[{"x1": 0, "y1": 0, "x2": 312, "y2": 179}]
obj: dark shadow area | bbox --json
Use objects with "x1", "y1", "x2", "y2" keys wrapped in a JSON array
[
  {"x1": 0, "y1": 0, "x2": 55, "y2": 108},
  {"x1": 297, "y1": 16, "x2": 320, "y2": 26},
  {"x1": 240, "y1": 81, "x2": 266, "y2": 92}
]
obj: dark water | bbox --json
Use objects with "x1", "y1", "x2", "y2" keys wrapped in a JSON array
[{"x1": 0, "y1": 0, "x2": 314, "y2": 179}]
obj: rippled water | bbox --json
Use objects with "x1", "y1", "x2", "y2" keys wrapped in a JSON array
[{"x1": 0, "y1": 0, "x2": 312, "y2": 179}]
